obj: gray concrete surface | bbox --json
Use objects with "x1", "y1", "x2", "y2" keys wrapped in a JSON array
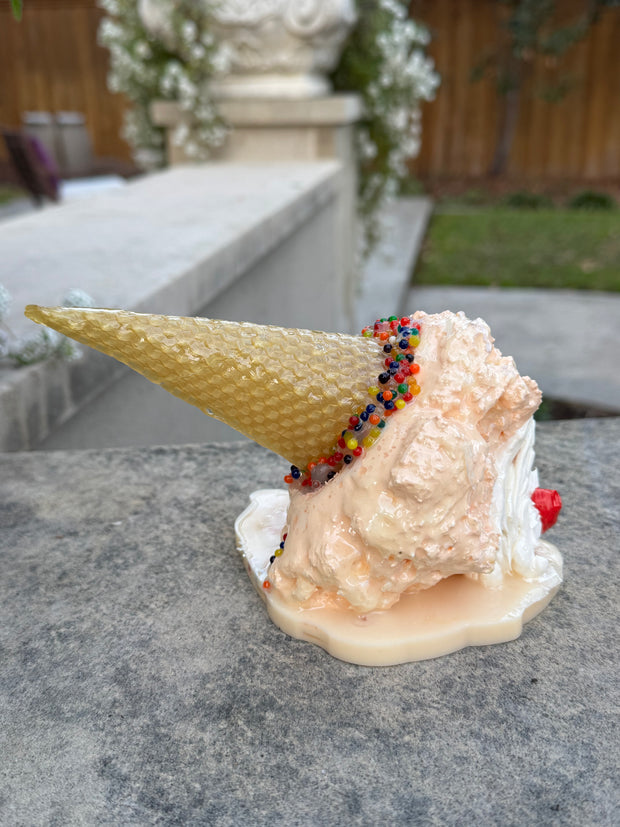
[
  {"x1": 406, "y1": 285, "x2": 620, "y2": 412},
  {"x1": 1, "y1": 418, "x2": 618, "y2": 825}
]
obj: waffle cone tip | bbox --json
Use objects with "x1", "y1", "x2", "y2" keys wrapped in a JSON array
[{"x1": 25, "y1": 304, "x2": 61, "y2": 326}]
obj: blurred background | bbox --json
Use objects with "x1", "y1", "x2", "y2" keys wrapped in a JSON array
[
  {"x1": 1, "y1": 0, "x2": 619, "y2": 452},
  {"x1": 2, "y1": 0, "x2": 619, "y2": 192}
]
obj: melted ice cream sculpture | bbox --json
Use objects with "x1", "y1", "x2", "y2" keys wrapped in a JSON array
[{"x1": 25, "y1": 306, "x2": 562, "y2": 665}]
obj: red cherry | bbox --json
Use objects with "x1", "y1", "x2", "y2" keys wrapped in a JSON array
[{"x1": 531, "y1": 488, "x2": 562, "y2": 532}]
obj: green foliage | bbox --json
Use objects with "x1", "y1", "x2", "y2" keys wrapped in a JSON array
[
  {"x1": 533, "y1": 397, "x2": 555, "y2": 422},
  {"x1": 414, "y1": 209, "x2": 620, "y2": 291},
  {"x1": 0, "y1": 186, "x2": 23, "y2": 205},
  {"x1": 568, "y1": 190, "x2": 616, "y2": 210},
  {"x1": 398, "y1": 177, "x2": 425, "y2": 197},
  {"x1": 537, "y1": 74, "x2": 577, "y2": 103},
  {"x1": 11, "y1": 0, "x2": 22, "y2": 21},
  {"x1": 99, "y1": 0, "x2": 439, "y2": 256},
  {"x1": 460, "y1": 188, "x2": 490, "y2": 206},
  {"x1": 7, "y1": 327, "x2": 75, "y2": 366},
  {"x1": 497, "y1": 0, "x2": 602, "y2": 57},
  {"x1": 502, "y1": 191, "x2": 554, "y2": 209},
  {"x1": 434, "y1": 189, "x2": 498, "y2": 213},
  {"x1": 534, "y1": 396, "x2": 618, "y2": 421},
  {"x1": 331, "y1": 1, "x2": 438, "y2": 256},
  {"x1": 473, "y1": 0, "x2": 611, "y2": 101},
  {"x1": 98, "y1": 0, "x2": 226, "y2": 165}
]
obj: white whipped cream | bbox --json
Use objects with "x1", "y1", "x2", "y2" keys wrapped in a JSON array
[{"x1": 270, "y1": 311, "x2": 548, "y2": 613}]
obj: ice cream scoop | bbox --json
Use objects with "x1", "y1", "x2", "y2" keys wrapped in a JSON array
[
  {"x1": 25, "y1": 305, "x2": 563, "y2": 664},
  {"x1": 236, "y1": 311, "x2": 564, "y2": 664}
]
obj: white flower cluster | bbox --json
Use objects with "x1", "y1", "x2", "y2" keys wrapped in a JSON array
[
  {"x1": 98, "y1": 0, "x2": 227, "y2": 164},
  {"x1": 0, "y1": 286, "x2": 95, "y2": 366},
  {"x1": 335, "y1": 0, "x2": 440, "y2": 256},
  {"x1": 365, "y1": 8, "x2": 438, "y2": 243},
  {"x1": 97, "y1": 0, "x2": 438, "y2": 257}
]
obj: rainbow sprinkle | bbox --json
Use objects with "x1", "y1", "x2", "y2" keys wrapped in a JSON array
[{"x1": 284, "y1": 316, "x2": 422, "y2": 492}]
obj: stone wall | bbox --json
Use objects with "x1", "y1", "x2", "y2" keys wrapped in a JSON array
[{"x1": 0, "y1": 161, "x2": 347, "y2": 451}]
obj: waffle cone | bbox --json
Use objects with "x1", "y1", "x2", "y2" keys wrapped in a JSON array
[{"x1": 25, "y1": 306, "x2": 384, "y2": 468}]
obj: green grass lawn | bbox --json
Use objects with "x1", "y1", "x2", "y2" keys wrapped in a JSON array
[{"x1": 414, "y1": 208, "x2": 620, "y2": 291}]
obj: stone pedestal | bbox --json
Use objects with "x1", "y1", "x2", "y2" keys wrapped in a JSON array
[
  {"x1": 152, "y1": 95, "x2": 360, "y2": 165},
  {"x1": 152, "y1": 94, "x2": 362, "y2": 332}
]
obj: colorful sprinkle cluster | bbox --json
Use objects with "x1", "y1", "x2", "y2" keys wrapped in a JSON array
[
  {"x1": 264, "y1": 316, "x2": 422, "y2": 589},
  {"x1": 262, "y1": 532, "x2": 287, "y2": 590},
  {"x1": 283, "y1": 316, "x2": 422, "y2": 493}
]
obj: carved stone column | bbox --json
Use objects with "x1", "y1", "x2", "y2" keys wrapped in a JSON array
[
  {"x1": 209, "y1": 0, "x2": 356, "y2": 98},
  {"x1": 140, "y1": 0, "x2": 356, "y2": 98},
  {"x1": 152, "y1": 95, "x2": 362, "y2": 333},
  {"x1": 145, "y1": 0, "x2": 361, "y2": 331}
]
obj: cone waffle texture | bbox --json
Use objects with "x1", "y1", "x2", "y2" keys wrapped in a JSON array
[{"x1": 25, "y1": 306, "x2": 385, "y2": 468}]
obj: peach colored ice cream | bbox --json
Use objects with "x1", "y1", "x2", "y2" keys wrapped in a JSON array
[{"x1": 269, "y1": 311, "x2": 546, "y2": 613}]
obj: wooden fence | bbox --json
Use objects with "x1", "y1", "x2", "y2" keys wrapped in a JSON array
[
  {"x1": 0, "y1": 0, "x2": 128, "y2": 165},
  {"x1": 2, "y1": 0, "x2": 619, "y2": 179},
  {"x1": 410, "y1": 0, "x2": 620, "y2": 179}
]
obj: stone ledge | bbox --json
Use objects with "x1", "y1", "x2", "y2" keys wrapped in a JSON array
[
  {"x1": 152, "y1": 94, "x2": 362, "y2": 129},
  {"x1": 0, "y1": 161, "x2": 343, "y2": 451},
  {"x1": 0, "y1": 418, "x2": 617, "y2": 824},
  {"x1": 356, "y1": 196, "x2": 433, "y2": 329}
]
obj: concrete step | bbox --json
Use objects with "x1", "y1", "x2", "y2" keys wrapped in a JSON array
[
  {"x1": 355, "y1": 196, "x2": 433, "y2": 330},
  {"x1": 406, "y1": 285, "x2": 620, "y2": 412}
]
